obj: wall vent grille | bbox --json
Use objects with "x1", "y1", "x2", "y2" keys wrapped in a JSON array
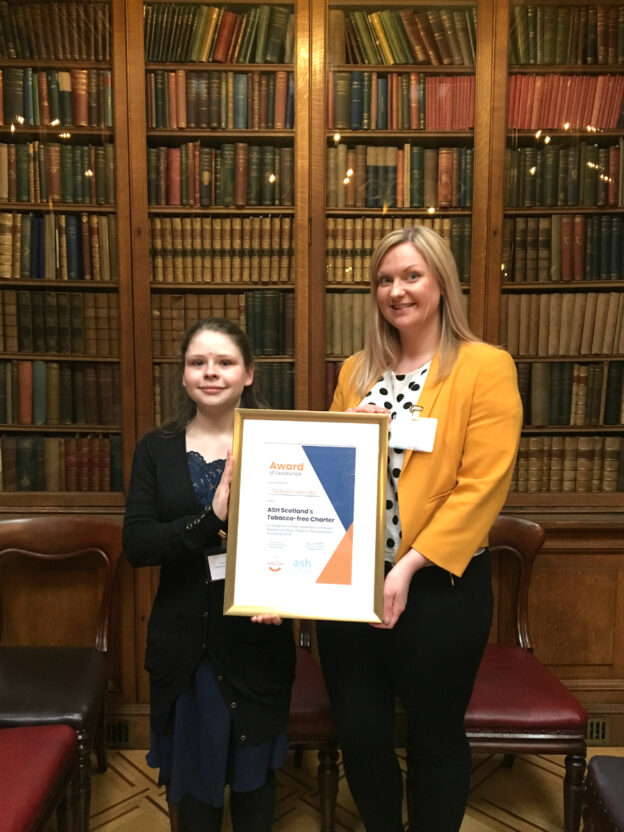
[
  {"x1": 106, "y1": 721, "x2": 131, "y2": 745},
  {"x1": 586, "y1": 717, "x2": 609, "y2": 745}
]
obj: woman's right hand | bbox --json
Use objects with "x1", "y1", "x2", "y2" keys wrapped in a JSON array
[
  {"x1": 346, "y1": 405, "x2": 389, "y2": 414},
  {"x1": 212, "y1": 450, "x2": 234, "y2": 522}
]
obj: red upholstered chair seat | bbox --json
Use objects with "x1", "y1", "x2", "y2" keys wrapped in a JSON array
[
  {"x1": 288, "y1": 646, "x2": 336, "y2": 739},
  {"x1": 466, "y1": 644, "x2": 587, "y2": 734},
  {"x1": 583, "y1": 755, "x2": 624, "y2": 832},
  {"x1": 287, "y1": 642, "x2": 338, "y2": 832},
  {"x1": 0, "y1": 724, "x2": 78, "y2": 832}
]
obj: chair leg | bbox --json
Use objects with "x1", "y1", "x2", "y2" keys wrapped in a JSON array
[
  {"x1": 76, "y1": 732, "x2": 92, "y2": 832},
  {"x1": 56, "y1": 764, "x2": 79, "y2": 832},
  {"x1": 563, "y1": 753, "x2": 586, "y2": 832},
  {"x1": 168, "y1": 799, "x2": 179, "y2": 832},
  {"x1": 317, "y1": 745, "x2": 339, "y2": 832},
  {"x1": 94, "y1": 706, "x2": 107, "y2": 773}
]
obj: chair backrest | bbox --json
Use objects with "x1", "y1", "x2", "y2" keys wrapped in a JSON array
[
  {"x1": 488, "y1": 514, "x2": 546, "y2": 652},
  {"x1": 0, "y1": 516, "x2": 123, "y2": 653}
]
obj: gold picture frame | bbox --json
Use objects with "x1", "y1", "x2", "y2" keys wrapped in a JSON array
[{"x1": 224, "y1": 409, "x2": 388, "y2": 622}]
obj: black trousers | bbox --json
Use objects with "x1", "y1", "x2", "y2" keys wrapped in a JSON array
[{"x1": 317, "y1": 552, "x2": 493, "y2": 832}]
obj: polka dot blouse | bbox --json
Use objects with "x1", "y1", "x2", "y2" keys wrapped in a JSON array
[{"x1": 359, "y1": 362, "x2": 431, "y2": 565}]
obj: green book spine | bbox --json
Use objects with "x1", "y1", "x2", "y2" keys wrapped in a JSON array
[{"x1": 265, "y1": 6, "x2": 289, "y2": 63}]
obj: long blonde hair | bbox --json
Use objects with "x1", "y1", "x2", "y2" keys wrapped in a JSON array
[{"x1": 353, "y1": 225, "x2": 479, "y2": 397}]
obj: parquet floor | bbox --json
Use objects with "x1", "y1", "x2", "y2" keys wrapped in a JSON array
[{"x1": 82, "y1": 746, "x2": 624, "y2": 831}]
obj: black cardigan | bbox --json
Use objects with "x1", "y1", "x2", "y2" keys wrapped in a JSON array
[{"x1": 123, "y1": 429, "x2": 295, "y2": 743}]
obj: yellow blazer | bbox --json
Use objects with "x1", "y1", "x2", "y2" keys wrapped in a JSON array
[{"x1": 330, "y1": 341, "x2": 523, "y2": 577}]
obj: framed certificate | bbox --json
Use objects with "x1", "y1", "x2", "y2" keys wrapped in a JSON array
[{"x1": 224, "y1": 409, "x2": 389, "y2": 622}]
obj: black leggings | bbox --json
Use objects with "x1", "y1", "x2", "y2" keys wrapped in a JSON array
[
  {"x1": 176, "y1": 771, "x2": 276, "y2": 832},
  {"x1": 316, "y1": 552, "x2": 493, "y2": 832}
]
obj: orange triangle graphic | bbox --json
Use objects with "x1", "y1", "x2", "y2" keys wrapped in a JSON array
[{"x1": 315, "y1": 524, "x2": 353, "y2": 585}]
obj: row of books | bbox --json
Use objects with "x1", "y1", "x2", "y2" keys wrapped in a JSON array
[
  {"x1": 0, "y1": 141, "x2": 116, "y2": 206},
  {"x1": 153, "y1": 358, "x2": 294, "y2": 425},
  {"x1": 147, "y1": 142, "x2": 293, "y2": 208},
  {"x1": 508, "y1": 73, "x2": 624, "y2": 130},
  {"x1": 327, "y1": 144, "x2": 473, "y2": 210},
  {"x1": 146, "y1": 69, "x2": 294, "y2": 131},
  {"x1": 328, "y1": 7, "x2": 477, "y2": 67},
  {"x1": 325, "y1": 291, "x2": 367, "y2": 357},
  {"x1": 509, "y1": 4, "x2": 624, "y2": 67},
  {"x1": 0, "y1": 360, "x2": 121, "y2": 427},
  {"x1": 1, "y1": 289, "x2": 119, "y2": 357},
  {"x1": 151, "y1": 290, "x2": 294, "y2": 358},
  {"x1": 502, "y1": 214, "x2": 624, "y2": 283},
  {"x1": 326, "y1": 215, "x2": 472, "y2": 285},
  {"x1": 0, "y1": 212, "x2": 118, "y2": 282},
  {"x1": 149, "y1": 214, "x2": 293, "y2": 285},
  {"x1": 517, "y1": 360, "x2": 624, "y2": 426},
  {"x1": 328, "y1": 72, "x2": 474, "y2": 132},
  {"x1": 0, "y1": 1, "x2": 111, "y2": 62},
  {"x1": 1, "y1": 67, "x2": 113, "y2": 129},
  {"x1": 504, "y1": 141, "x2": 624, "y2": 209},
  {"x1": 0, "y1": 434, "x2": 122, "y2": 493},
  {"x1": 501, "y1": 291, "x2": 624, "y2": 357},
  {"x1": 144, "y1": 3, "x2": 294, "y2": 65},
  {"x1": 512, "y1": 434, "x2": 624, "y2": 493}
]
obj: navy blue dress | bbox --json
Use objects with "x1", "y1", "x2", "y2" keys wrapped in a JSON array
[{"x1": 146, "y1": 452, "x2": 288, "y2": 806}]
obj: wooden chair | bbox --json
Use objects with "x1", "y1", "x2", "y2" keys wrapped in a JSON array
[
  {"x1": 464, "y1": 515, "x2": 587, "y2": 832},
  {"x1": 395, "y1": 515, "x2": 587, "y2": 832},
  {"x1": 0, "y1": 516, "x2": 123, "y2": 832},
  {"x1": 0, "y1": 724, "x2": 79, "y2": 832},
  {"x1": 582, "y1": 755, "x2": 624, "y2": 832},
  {"x1": 287, "y1": 622, "x2": 339, "y2": 832}
]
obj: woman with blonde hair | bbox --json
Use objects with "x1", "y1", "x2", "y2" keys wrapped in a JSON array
[{"x1": 317, "y1": 225, "x2": 523, "y2": 832}]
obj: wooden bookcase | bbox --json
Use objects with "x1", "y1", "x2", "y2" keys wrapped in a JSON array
[{"x1": 0, "y1": 0, "x2": 623, "y2": 745}]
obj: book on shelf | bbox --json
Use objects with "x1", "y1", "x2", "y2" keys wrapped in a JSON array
[
  {"x1": 325, "y1": 214, "x2": 471, "y2": 286},
  {"x1": 144, "y1": 3, "x2": 293, "y2": 64},
  {"x1": 511, "y1": 433, "x2": 623, "y2": 494},
  {"x1": 0, "y1": 141, "x2": 116, "y2": 206},
  {"x1": 510, "y1": 3, "x2": 624, "y2": 67},
  {"x1": 327, "y1": 71, "x2": 474, "y2": 131},
  {"x1": 148, "y1": 142, "x2": 294, "y2": 208},
  {"x1": 0, "y1": 432, "x2": 120, "y2": 492},
  {"x1": 0, "y1": 290, "x2": 117, "y2": 358},
  {"x1": 330, "y1": 6, "x2": 476, "y2": 67},
  {"x1": 0, "y1": 0, "x2": 111, "y2": 61},
  {"x1": 149, "y1": 214, "x2": 294, "y2": 285},
  {"x1": 505, "y1": 141, "x2": 624, "y2": 209},
  {"x1": 327, "y1": 143, "x2": 473, "y2": 210}
]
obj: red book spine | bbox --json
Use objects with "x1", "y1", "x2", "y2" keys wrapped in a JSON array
[
  {"x1": 409, "y1": 72, "x2": 419, "y2": 129},
  {"x1": 17, "y1": 360, "x2": 33, "y2": 425},
  {"x1": 76, "y1": 437, "x2": 90, "y2": 491},
  {"x1": 274, "y1": 71, "x2": 287, "y2": 129},
  {"x1": 560, "y1": 215, "x2": 574, "y2": 282},
  {"x1": 176, "y1": 70, "x2": 187, "y2": 129},
  {"x1": 168, "y1": 71, "x2": 177, "y2": 129},
  {"x1": 64, "y1": 437, "x2": 78, "y2": 491},
  {"x1": 70, "y1": 69, "x2": 88, "y2": 127},
  {"x1": 37, "y1": 72, "x2": 51, "y2": 126},
  {"x1": 212, "y1": 11, "x2": 237, "y2": 63},
  {"x1": 573, "y1": 215, "x2": 586, "y2": 281},
  {"x1": 167, "y1": 147, "x2": 181, "y2": 206}
]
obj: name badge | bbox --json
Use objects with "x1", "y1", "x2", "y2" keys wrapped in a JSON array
[
  {"x1": 388, "y1": 417, "x2": 437, "y2": 452},
  {"x1": 206, "y1": 553, "x2": 227, "y2": 581}
]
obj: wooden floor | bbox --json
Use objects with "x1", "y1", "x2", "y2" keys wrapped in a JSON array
[{"x1": 80, "y1": 746, "x2": 624, "y2": 831}]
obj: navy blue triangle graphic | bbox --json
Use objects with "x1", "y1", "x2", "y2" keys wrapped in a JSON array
[{"x1": 302, "y1": 445, "x2": 355, "y2": 532}]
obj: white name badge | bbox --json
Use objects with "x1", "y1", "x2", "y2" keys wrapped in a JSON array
[
  {"x1": 207, "y1": 553, "x2": 227, "y2": 581},
  {"x1": 388, "y1": 417, "x2": 437, "y2": 452}
]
